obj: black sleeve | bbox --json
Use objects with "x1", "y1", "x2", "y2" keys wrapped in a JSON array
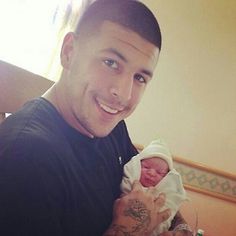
[{"x1": 0, "y1": 136, "x2": 64, "y2": 236}]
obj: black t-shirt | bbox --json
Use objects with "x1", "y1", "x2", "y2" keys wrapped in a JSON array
[{"x1": 0, "y1": 98, "x2": 138, "y2": 236}]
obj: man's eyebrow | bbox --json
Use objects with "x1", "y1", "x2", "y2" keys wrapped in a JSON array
[
  {"x1": 141, "y1": 69, "x2": 153, "y2": 78},
  {"x1": 102, "y1": 48, "x2": 127, "y2": 62},
  {"x1": 102, "y1": 48, "x2": 153, "y2": 78}
]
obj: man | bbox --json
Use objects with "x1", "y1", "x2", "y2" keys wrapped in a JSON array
[{"x1": 0, "y1": 0, "x2": 192, "y2": 235}]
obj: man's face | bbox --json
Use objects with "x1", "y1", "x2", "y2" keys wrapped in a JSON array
[
  {"x1": 60, "y1": 21, "x2": 159, "y2": 137},
  {"x1": 140, "y1": 157, "x2": 169, "y2": 187}
]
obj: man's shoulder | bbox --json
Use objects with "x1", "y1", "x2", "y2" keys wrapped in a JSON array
[{"x1": 0, "y1": 98, "x2": 65, "y2": 152}]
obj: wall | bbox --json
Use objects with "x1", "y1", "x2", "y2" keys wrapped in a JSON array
[
  {"x1": 174, "y1": 156, "x2": 236, "y2": 235},
  {"x1": 180, "y1": 190, "x2": 236, "y2": 236},
  {"x1": 126, "y1": 0, "x2": 236, "y2": 174}
]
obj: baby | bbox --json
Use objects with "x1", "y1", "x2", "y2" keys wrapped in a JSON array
[{"x1": 121, "y1": 139, "x2": 189, "y2": 235}]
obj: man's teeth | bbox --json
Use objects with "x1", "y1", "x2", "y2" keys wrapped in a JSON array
[{"x1": 99, "y1": 103, "x2": 119, "y2": 114}]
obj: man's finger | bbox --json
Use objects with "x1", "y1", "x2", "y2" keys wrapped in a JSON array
[
  {"x1": 156, "y1": 208, "x2": 171, "y2": 224},
  {"x1": 131, "y1": 180, "x2": 143, "y2": 191},
  {"x1": 159, "y1": 232, "x2": 173, "y2": 236},
  {"x1": 146, "y1": 185, "x2": 155, "y2": 194},
  {"x1": 154, "y1": 193, "x2": 166, "y2": 206}
]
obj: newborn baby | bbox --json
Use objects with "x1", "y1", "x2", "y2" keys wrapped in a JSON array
[{"x1": 121, "y1": 139, "x2": 188, "y2": 235}]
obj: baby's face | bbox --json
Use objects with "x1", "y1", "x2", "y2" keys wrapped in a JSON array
[{"x1": 140, "y1": 157, "x2": 169, "y2": 187}]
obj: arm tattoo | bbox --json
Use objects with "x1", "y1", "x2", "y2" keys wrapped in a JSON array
[
  {"x1": 124, "y1": 199, "x2": 150, "y2": 225},
  {"x1": 125, "y1": 199, "x2": 151, "y2": 233},
  {"x1": 107, "y1": 199, "x2": 151, "y2": 235},
  {"x1": 105, "y1": 224, "x2": 136, "y2": 236}
]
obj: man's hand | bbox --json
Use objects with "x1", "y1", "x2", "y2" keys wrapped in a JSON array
[
  {"x1": 104, "y1": 181, "x2": 171, "y2": 236},
  {"x1": 159, "y1": 230, "x2": 193, "y2": 236}
]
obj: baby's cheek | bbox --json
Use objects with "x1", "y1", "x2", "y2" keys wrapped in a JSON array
[
  {"x1": 155, "y1": 175, "x2": 162, "y2": 183},
  {"x1": 139, "y1": 172, "x2": 146, "y2": 184}
]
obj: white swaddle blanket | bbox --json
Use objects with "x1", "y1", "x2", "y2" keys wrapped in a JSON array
[{"x1": 121, "y1": 139, "x2": 188, "y2": 235}]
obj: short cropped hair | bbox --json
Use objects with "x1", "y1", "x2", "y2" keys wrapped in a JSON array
[{"x1": 75, "y1": 0, "x2": 162, "y2": 50}]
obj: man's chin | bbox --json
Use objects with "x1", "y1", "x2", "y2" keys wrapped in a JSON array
[
  {"x1": 92, "y1": 129, "x2": 113, "y2": 138},
  {"x1": 90, "y1": 125, "x2": 116, "y2": 138}
]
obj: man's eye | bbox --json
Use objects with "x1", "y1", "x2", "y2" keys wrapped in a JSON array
[
  {"x1": 134, "y1": 74, "x2": 146, "y2": 84},
  {"x1": 104, "y1": 59, "x2": 118, "y2": 69}
]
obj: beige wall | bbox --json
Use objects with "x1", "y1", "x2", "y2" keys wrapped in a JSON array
[
  {"x1": 126, "y1": 0, "x2": 236, "y2": 174},
  {"x1": 180, "y1": 190, "x2": 236, "y2": 236}
]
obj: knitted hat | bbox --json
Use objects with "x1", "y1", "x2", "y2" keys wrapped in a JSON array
[{"x1": 138, "y1": 138, "x2": 173, "y2": 170}]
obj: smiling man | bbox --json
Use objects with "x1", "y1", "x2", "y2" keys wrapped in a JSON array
[
  {"x1": 46, "y1": 20, "x2": 159, "y2": 138},
  {"x1": 0, "y1": 0, "x2": 191, "y2": 235}
]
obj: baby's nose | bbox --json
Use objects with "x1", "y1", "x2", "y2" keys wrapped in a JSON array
[{"x1": 148, "y1": 169, "x2": 156, "y2": 176}]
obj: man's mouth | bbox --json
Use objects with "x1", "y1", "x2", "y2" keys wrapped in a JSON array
[
  {"x1": 99, "y1": 103, "x2": 118, "y2": 114},
  {"x1": 98, "y1": 101, "x2": 123, "y2": 114}
]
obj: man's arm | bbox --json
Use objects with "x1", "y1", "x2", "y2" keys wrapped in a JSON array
[
  {"x1": 104, "y1": 181, "x2": 171, "y2": 236},
  {"x1": 170, "y1": 211, "x2": 192, "y2": 232},
  {"x1": 159, "y1": 211, "x2": 193, "y2": 236}
]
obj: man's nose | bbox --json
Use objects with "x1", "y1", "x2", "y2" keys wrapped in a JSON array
[{"x1": 110, "y1": 74, "x2": 133, "y2": 102}]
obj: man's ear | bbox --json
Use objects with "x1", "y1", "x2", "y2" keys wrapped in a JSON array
[{"x1": 60, "y1": 32, "x2": 77, "y2": 69}]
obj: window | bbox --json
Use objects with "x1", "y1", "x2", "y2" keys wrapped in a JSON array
[{"x1": 0, "y1": 0, "x2": 89, "y2": 81}]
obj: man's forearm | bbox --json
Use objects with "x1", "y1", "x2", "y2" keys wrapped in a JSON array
[
  {"x1": 169, "y1": 211, "x2": 193, "y2": 235},
  {"x1": 104, "y1": 182, "x2": 170, "y2": 236},
  {"x1": 104, "y1": 198, "x2": 152, "y2": 236}
]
